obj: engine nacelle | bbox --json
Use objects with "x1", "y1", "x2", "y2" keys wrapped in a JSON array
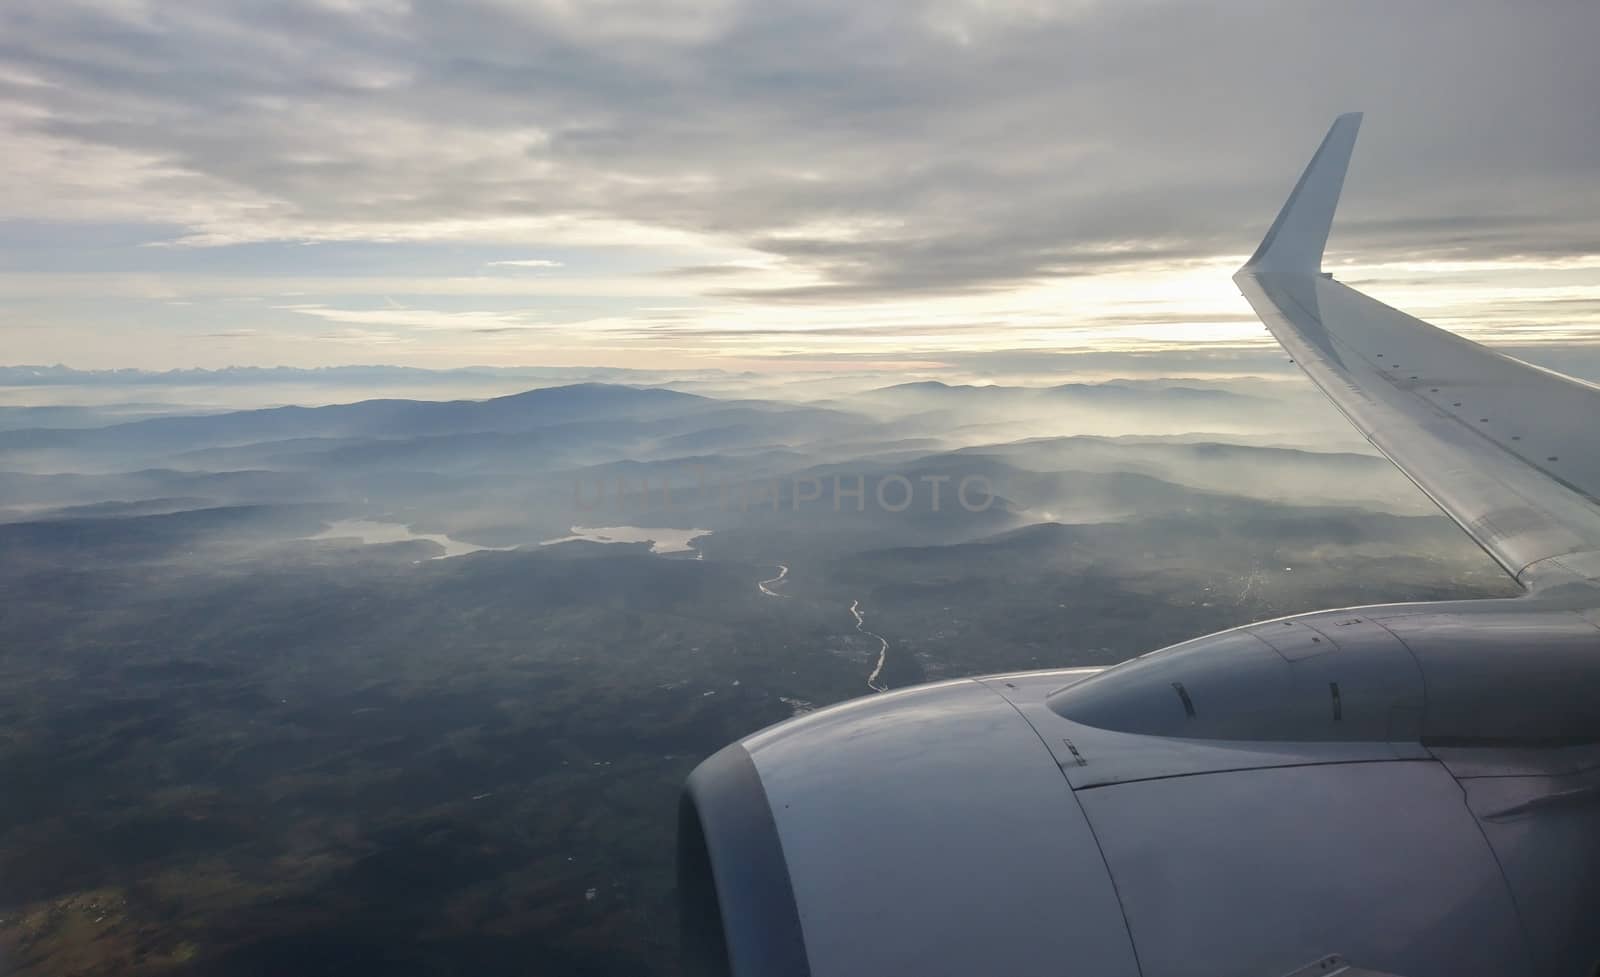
[{"x1": 680, "y1": 600, "x2": 1600, "y2": 977}]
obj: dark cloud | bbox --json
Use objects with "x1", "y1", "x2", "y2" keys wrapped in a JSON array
[
  {"x1": 654, "y1": 263, "x2": 763, "y2": 278},
  {"x1": 3, "y1": 0, "x2": 1599, "y2": 298}
]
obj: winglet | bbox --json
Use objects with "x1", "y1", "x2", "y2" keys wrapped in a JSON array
[{"x1": 1242, "y1": 113, "x2": 1362, "y2": 274}]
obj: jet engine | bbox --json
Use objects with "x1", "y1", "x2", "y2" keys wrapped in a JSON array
[{"x1": 679, "y1": 598, "x2": 1600, "y2": 977}]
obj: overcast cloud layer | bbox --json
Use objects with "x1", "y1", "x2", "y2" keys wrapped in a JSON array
[{"x1": 2, "y1": 0, "x2": 1598, "y2": 370}]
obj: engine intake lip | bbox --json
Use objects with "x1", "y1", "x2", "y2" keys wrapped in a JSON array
[{"x1": 679, "y1": 742, "x2": 811, "y2": 977}]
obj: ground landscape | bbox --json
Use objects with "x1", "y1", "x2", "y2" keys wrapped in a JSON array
[{"x1": 0, "y1": 367, "x2": 1520, "y2": 976}]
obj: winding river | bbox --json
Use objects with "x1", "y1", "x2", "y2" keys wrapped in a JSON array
[
  {"x1": 756, "y1": 562, "x2": 890, "y2": 693},
  {"x1": 851, "y1": 599, "x2": 891, "y2": 693},
  {"x1": 757, "y1": 564, "x2": 789, "y2": 597}
]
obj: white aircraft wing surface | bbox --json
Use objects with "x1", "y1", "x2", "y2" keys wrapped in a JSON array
[{"x1": 1235, "y1": 113, "x2": 1600, "y2": 589}]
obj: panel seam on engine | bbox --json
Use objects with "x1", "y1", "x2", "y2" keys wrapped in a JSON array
[{"x1": 979, "y1": 681, "x2": 1147, "y2": 976}]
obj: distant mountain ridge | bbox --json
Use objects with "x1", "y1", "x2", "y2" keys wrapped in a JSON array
[
  {"x1": 0, "y1": 383, "x2": 708, "y2": 458},
  {"x1": 861, "y1": 379, "x2": 1257, "y2": 406}
]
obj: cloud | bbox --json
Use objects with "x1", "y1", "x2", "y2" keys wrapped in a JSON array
[
  {"x1": 655, "y1": 262, "x2": 767, "y2": 278},
  {"x1": 2, "y1": 0, "x2": 1600, "y2": 370},
  {"x1": 485, "y1": 258, "x2": 565, "y2": 269},
  {"x1": 278, "y1": 304, "x2": 545, "y2": 333},
  {"x1": 2, "y1": 0, "x2": 1598, "y2": 300}
]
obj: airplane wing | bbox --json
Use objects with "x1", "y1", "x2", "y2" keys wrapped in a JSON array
[{"x1": 1235, "y1": 113, "x2": 1600, "y2": 590}]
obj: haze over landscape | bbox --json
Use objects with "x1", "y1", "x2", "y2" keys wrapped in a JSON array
[{"x1": 2, "y1": 1, "x2": 1599, "y2": 975}]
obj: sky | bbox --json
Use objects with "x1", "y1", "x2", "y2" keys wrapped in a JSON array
[{"x1": 1, "y1": 0, "x2": 1598, "y2": 373}]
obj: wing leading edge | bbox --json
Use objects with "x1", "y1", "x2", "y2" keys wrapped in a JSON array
[{"x1": 1235, "y1": 114, "x2": 1600, "y2": 590}]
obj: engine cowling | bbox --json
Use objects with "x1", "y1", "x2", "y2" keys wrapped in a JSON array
[
  {"x1": 681, "y1": 678, "x2": 1141, "y2": 977},
  {"x1": 679, "y1": 599, "x2": 1600, "y2": 977}
]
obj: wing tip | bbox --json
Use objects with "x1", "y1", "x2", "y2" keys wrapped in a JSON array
[{"x1": 1241, "y1": 113, "x2": 1364, "y2": 275}]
